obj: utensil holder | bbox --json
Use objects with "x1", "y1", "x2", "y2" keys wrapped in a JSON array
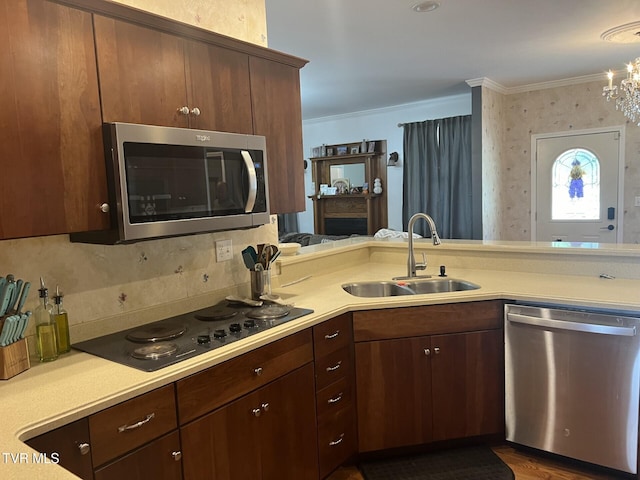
[
  {"x1": 0, "y1": 338, "x2": 30, "y2": 380},
  {"x1": 250, "y1": 269, "x2": 271, "y2": 300}
]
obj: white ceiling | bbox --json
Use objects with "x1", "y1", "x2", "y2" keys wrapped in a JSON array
[{"x1": 264, "y1": 0, "x2": 640, "y2": 120}]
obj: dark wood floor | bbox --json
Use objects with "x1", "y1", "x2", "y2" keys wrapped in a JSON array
[{"x1": 327, "y1": 445, "x2": 631, "y2": 480}]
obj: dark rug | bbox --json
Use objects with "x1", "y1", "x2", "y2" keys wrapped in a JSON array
[{"x1": 360, "y1": 445, "x2": 515, "y2": 480}]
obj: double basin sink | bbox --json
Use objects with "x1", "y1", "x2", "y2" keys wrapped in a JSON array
[{"x1": 342, "y1": 278, "x2": 480, "y2": 297}]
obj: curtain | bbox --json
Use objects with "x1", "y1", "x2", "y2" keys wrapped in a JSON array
[
  {"x1": 277, "y1": 213, "x2": 299, "y2": 237},
  {"x1": 402, "y1": 115, "x2": 472, "y2": 239}
]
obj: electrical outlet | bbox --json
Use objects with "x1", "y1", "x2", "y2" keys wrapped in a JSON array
[{"x1": 215, "y1": 240, "x2": 233, "y2": 262}]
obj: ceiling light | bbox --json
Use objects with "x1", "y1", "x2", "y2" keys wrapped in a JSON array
[{"x1": 412, "y1": 1, "x2": 440, "y2": 13}]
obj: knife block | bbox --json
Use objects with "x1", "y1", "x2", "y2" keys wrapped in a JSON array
[{"x1": 0, "y1": 338, "x2": 30, "y2": 380}]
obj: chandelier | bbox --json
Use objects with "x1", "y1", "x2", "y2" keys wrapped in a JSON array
[{"x1": 602, "y1": 58, "x2": 640, "y2": 125}]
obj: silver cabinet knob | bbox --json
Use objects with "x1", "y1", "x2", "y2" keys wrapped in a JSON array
[
  {"x1": 190, "y1": 107, "x2": 201, "y2": 116},
  {"x1": 172, "y1": 451, "x2": 182, "y2": 461},
  {"x1": 434, "y1": 347, "x2": 441, "y2": 354},
  {"x1": 177, "y1": 106, "x2": 190, "y2": 115},
  {"x1": 252, "y1": 407, "x2": 262, "y2": 417},
  {"x1": 99, "y1": 203, "x2": 110, "y2": 213},
  {"x1": 261, "y1": 402, "x2": 270, "y2": 412},
  {"x1": 424, "y1": 348, "x2": 431, "y2": 356},
  {"x1": 77, "y1": 443, "x2": 90, "y2": 455},
  {"x1": 254, "y1": 367, "x2": 263, "y2": 376}
]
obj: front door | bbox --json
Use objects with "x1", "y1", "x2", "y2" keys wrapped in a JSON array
[{"x1": 534, "y1": 130, "x2": 622, "y2": 243}]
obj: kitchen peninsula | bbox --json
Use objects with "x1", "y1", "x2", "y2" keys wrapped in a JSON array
[{"x1": 2, "y1": 238, "x2": 640, "y2": 479}]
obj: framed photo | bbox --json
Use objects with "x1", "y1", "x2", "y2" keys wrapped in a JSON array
[
  {"x1": 326, "y1": 147, "x2": 334, "y2": 156},
  {"x1": 312, "y1": 146, "x2": 321, "y2": 157},
  {"x1": 337, "y1": 146, "x2": 348, "y2": 155},
  {"x1": 332, "y1": 178, "x2": 350, "y2": 194},
  {"x1": 350, "y1": 146, "x2": 359, "y2": 154},
  {"x1": 367, "y1": 141, "x2": 376, "y2": 153}
]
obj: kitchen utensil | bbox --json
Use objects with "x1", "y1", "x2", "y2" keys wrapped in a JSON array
[
  {"x1": 15, "y1": 281, "x2": 30, "y2": 314},
  {"x1": 10, "y1": 314, "x2": 23, "y2": 344},
  {"x1": 0, "y1": 282, "x2": 16, "y2": 316},
  {"x1": 8, "y1": 279, "x2": 23, "y2": 313},
  {"x1": 225, "y1": 295, "x2": 263, "y2": 307},
  {"x1": 0, "y1": 315, "x2": 17, "y2": 347},
  {"x1": 258, "y1": 243, "x2": 271, "y2": 268},
  {"x1": 241, "y1": 247, "x2": 257, "y2": 270},
  {"x1": 267, "y1": 249, "x2": 280, "y2": 267},
  {"x1": 18, "y1": 311, "x2": 32, "y2": 340},
  {"x1": 0, "y1": 318, "x2": 11, "y2": 346}
]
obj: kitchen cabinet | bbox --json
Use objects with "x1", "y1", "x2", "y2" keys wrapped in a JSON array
[
  {"x1": 312, "y1": 313, "x2": 357, "y2": 479},
  {"x1": 26, "y1": 418, "x2": 93, "y2": 480},
  {"x1": 250, "y1": 57, "x2": 306, "y2": 214},
  {"x1": 0, "y1": 0, "x2": 108, "y2": 239},
  {"x1": 180, "y1": 364, "x2": 318, "y2": 480},
  {"x1": 93, "y1": 15, "x2": 253, "y2": 134},
  {"x1": 177, "y1": 330, "x2": 319, "y2": 479},
  {"x1": 310, "y1": 140, "x2": 388, "y2": 235},
  {"x1": 353, "y1": 301, "x2": 504, "y2": 452}
]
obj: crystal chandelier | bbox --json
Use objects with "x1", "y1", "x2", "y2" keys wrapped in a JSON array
[{"x1": 602, "y1": 58, "x2": 640, "y2": 125}]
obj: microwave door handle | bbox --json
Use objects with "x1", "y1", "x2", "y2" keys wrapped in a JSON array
[{"x1": 241, "y1": 150, "x2": 257, "y2": 213}]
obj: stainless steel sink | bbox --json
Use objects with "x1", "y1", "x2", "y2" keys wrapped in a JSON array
[
  {"x1": 341, "y1": 278, "x2": 480, "y2": 297},
  {"x1": 404, "y1": 278, "x2": 480, "y2": 294},
  {"x1": 341, "y1": 281, "x2": 416, "y2": 297}
]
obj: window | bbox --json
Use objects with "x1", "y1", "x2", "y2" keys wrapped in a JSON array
[{"x1": 551, "y1": 148, "x2": 600, "y2": 220}]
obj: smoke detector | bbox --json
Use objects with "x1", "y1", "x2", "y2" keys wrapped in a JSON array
[{"x1": 601, "y1": 21, "x2": 640, "y2": 43}]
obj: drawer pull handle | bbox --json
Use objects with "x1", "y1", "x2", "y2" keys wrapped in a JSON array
[
  {"x1": 261, "y1": 402, "x2": 270, "y2": 412},
  {"x1": 77, "y1": 443, "x2": 90, "y2": 455},
  {"x1": 327, "y1": 393, "x2": 343, "y2": 404},
  {"x1": 254, "y1": 367, "x2": 263, "y2": 376},
  {"x1": 172, "y1": 451, "x2": 182, "y2": 462},
  {"x1": 329, "y1": 433, "x2": 345, "y2": 446},
  {"x1": 118, "y1": 413, "x2": 155, "y2": 433},
  {"x1": 324, "y1": 330, "x2": 340, "y2": 340},
  {"x1": 326, "y1": 361, "x2": 342, "y2": 372},
  {"x1": 252, "y1": 407, "x2": 262, "y2": 417}
]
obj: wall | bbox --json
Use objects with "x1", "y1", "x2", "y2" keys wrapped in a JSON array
[
  {"x1": 301, "y1": 94, "x2": 472, "y2": 233},
  {"x1": 496, "y1": 80, "x2": 640, "y2": 242},
  {"x1": 1, "y1": 0, "x2": 275, "y2": 346},
  {"x1": 109, "y1": 0, "x2": 267, "y2": 46}
]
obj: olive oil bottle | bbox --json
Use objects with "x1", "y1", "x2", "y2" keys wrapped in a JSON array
[
  {"x1": 51, "y1": 286, "x2": 70, "y2": 354},
  {"x1": 35, "y1": 277, "x2": 58, "y2": 362}
]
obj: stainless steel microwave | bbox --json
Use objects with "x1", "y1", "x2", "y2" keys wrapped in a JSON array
[{"x1": 71, "y1": 122, "x2": 270, "y2": 244}]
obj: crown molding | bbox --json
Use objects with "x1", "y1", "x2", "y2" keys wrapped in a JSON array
[{"x1": 466, "y1": 73, "x2": 606, "y2": 96}]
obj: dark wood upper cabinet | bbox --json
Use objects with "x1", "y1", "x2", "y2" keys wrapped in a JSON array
[
  {"x1": 0, "y1": 0, "x2": 107, "y2": 239},
  {"x1": 250, "y1": 57, "x2": 306, "y2": 214}
]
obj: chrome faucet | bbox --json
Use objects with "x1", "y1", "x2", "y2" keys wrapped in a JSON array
[{"x1": 397, "y1": 213, "x2": 441, "y2": 279}]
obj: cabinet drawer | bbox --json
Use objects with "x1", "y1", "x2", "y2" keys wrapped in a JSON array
[
  {"x1": 94, "y1": 430, "x2": 182, "y2": 480},
  {"x1": 89, "y1": 384, "x2": 177, "y2": 467},
  {"x1": 315, "y1": 345, "x2": 352, "y2": 391},
  {"x1": 177, "y1": 330, "x2": 313, "y2": 424},
  {"x1": 316, "y1": 375, "x2": 354, "y2": 420},
  {"x1": 313, "y1": 313, "x2": 352, "y2": 359},
  {"x1": 317, "y1": 406, "x2": 357, "y2": 479}
]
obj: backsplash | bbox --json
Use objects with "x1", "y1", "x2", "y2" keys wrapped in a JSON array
[{"x1": 0, "y1": 221, "x2": 278, "y2": 343}]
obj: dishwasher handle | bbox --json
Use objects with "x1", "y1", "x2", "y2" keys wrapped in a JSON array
[{"x1": 507, "y1": 312, "x2": 637, "y2": 337}]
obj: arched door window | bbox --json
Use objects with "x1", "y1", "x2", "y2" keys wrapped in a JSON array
[{"x1": 551, "y1": 148, "x2": 600, "y2": 220}]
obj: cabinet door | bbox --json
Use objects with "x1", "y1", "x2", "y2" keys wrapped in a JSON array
[
  {"x1": 259, "y1": 363, "x2": 319, "y2": 480},
  {"x1": 355, "y1": 337, "x2": 433, "y2": 452},
  {"x1": 93, "y1": 431, "x2": 182, "y2": 480},
  {"x1": 185, "y1": 40, "x2": 253, "y2": 134},
  {"x1": 181, "y1": 390, "x2": 262, "y2": 480},
  {"x1": 94, "y1": 15, "x2": 189, "y2": 127},
  {"x1": 431, "y1": 330, "x2": 504, "y2": 441},
  {"x1": 26, "y1": 418, "x2": 93, "y2": 480},
  {"x1": 0, "y1": 0, "x2": 107, "y2": 238},
  {"x1": 249, "y1": 57, "x2": 305, "y2": 214}
]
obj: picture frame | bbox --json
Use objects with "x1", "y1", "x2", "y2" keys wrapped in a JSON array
[
  {"x1": 312, "y1": 146, "x2": 321, "y2": 157},
  {"x1": 326, "y1": 147, "x2": 334, "y2": 156},
  {"x1": 350, "y1": 146, "x2": 359, "y2": 154},
  {"x1": 337, "y1": 146, "x2": 348, "y2": 155},
  {"x1": 367, "y1": 141, "x2": 376, "y2": 153},
  {"x1": 331, "y1": 178, "x2": 350, "y2": 194}
]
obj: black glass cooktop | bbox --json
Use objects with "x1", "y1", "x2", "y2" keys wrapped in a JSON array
[{"x1": 72, "y1": 301, "x2": 313, "y2": 372}]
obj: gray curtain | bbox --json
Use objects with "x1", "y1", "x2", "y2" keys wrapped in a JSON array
[
  {"x1": 277, "y1": 213, "x2": 299, "y2": 237},
  {"x1": 402, "y1": 115, "x2": 472, "y2": 239}
]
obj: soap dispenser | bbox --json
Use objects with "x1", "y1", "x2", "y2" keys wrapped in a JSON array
[
  {"x1": 35, "y1": 277, "x2": 58, "y2": 362},
  {"x1": 51, "y1": 285, "x2": 70, "y2": 354}
]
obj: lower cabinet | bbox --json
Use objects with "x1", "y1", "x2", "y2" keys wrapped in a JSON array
[
  {"x1": 354, "y1": 301, "x2": 505, "y2": 452},
  {"x1": 180, "y1": 363, "x2": 318, "y2": 480}
]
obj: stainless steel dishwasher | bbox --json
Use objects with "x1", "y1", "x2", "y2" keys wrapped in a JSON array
[{"x1": 505, "y1": 303, "x2": 640, "y2": 474}]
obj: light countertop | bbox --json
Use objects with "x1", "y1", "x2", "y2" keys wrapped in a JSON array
[{"x1": 2, "y1": 239, "x2": 639, "y2": 479}]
